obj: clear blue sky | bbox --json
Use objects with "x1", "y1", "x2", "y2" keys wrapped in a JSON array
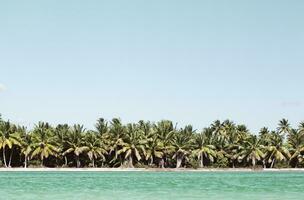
[{"x1": 0, "y1": 0, "x2": 303, "y2": 132}]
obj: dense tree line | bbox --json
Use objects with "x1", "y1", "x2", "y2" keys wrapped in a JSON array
[{"x1": 0, "y1": 115, "x2": 303, "y2": 168}]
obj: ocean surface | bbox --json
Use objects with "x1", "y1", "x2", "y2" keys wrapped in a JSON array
[{"x1": 1, "y1": 171, "x2": 303, "y2": 200}]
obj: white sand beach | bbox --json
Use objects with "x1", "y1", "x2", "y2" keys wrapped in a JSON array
[{"x1": 0, "y1": 168, "x2": 303, "y2": 172}]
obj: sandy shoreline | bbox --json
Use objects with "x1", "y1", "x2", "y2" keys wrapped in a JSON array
[{"x1": 0, "y1": 168, "x2": 303, "y2": 172}]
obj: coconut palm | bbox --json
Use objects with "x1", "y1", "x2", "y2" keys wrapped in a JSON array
[
  {"x1": 288, "y1": 129, "x2": 304, "y2": 167},
  {"x1": 31, "y1": 122, "x2": 58, "y2": 167},
  {"x1": 222, "y1": 120, "x2": 237, "y2": 142},
  {"x1": 138, "y1": 120, "x2": 152, "y2": 137},
  {"x1": 134, "y1": 121, "x2": 161, "y2": 166},
  {"x1": 54, "y1": 124, "x2": 70, "y2": 166},
  {"x1": 211, "y1": 120, "x2": 225, "y2": 144},
  {"x1": 0, "y1": 121, "x2": 22, "y2": 167},
  {"x1": 144, "y1": 133, "x2": 163, "y2": 166},
  {"x1": 107, "y1": 118, "x2": 126, "y2": 166},
  {"x1": 277, "y1": 118, "x2": 291, "y2": 141},
  {"x1": 154, "y1": 120, "x2": 175, "y2": 168},
  {"x1": 172, "y1": 125, "x2": 194, "y2": 168},
  {"x1": 225, "y1": 125, "x2": 250, "y2": 168},
  {"x1": 259, "y1": 127, "x2": 271, "y2": 141},
  {"x1": 19, "y1": 126, "x2": 32, "y2": 168},
  {"x1": 8, "y1": 125, "x2": 23, "y2": 168},
  {"x1": 1, "y1": 114, "x2": 304, "y2": 169},
  {"x1": 192, "y1": 129, "x2": 216, "y2": 168},
  {"x1": 264, "y1": 132, "x2": 290, "y2": 168},
  {"x1": 85, "y1": 131, "x2": 107, "y2": 167},
  {"x1": 238, "y1": 135, "x2": 264, "y2": 168},
  {"x1": 95, "y1": 118, "x2": 109, "y2": 137},
  {"x1": 63, "y1": 124, "x2": 87, "y2": 168},
  {"x1": 117, "y1": 123, "x2": 146, "y2": 168},
  {"x1": 299, "y1": 122, "x2": 304, "y2": 134},
  {"x1": 258, "y1": 127, "x2": 272, "y2": 168},
  {"x1": 235, "y1": 125, "x2": 249, "y2": 140}
]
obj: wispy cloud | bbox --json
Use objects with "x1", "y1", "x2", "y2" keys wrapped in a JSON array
[
  {"x1": 0, "y1": 83, "x2": 6, "y2": 92},
  {"x1": 281, "y1": 101, "x2": 302, "y2": 108}
]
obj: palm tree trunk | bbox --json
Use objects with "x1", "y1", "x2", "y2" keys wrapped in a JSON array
[
  {"x1": 252, "y1": 158, "x2": 256, "y2": 168},
  {"x1": 160, "y1": 158, "x2": 165, "y2": 168},
  {"x1": 176, "y1": 158, "x2": 182, "y2": 168},
  {"x1": 200, "y1": 153, "x2": 204, "y2": 168},
  {"x1": 149, "y1": 156, "x2": 154, "y2": 166},
  {"x1": 128, "y1": 156, "x2": 134, "y2": 168},
  {"x1": 76, "y1": 156, "x2": 80, "y2": 168},
  {"x1": 24, "y1": 155, "x2": 27, "y2": 168},
  {"x1": 2, "y1": 148, "x2": 7, "y2": 168},
  {"x1": 41, "y1": 158, "x2": 44, "y2": 167},
  {"x1": 262, "y1": 160, "x2": 266, "y2": 169},
  {"x1": 270, "y1": 159, "x2": 276, "y2": 168},
  {"x1": 64, "y1": 156, "x2": 68, "y2": 166},
  {"x1": 92, "y1": 158, "x2": 95, "y2": 168},
  {"x1": 8, "y1": 148, "x2": 13, "y2": 168},
  {"x1": 176, "y1": 156, "x2": 183, "y2": 168}
]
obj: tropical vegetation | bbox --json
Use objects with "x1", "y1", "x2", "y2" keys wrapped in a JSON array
[{"x1": 0, "y1": 115, "x2": 304, "y2": 169}]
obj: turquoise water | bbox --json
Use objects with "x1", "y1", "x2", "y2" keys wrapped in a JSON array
[{"x1": 1, "y1": 172, "x2": 303, "y2": 200}]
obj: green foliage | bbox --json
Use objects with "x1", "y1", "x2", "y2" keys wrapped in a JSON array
[
  {"x1": 187, "y1": 156, "x2": 200, "y2": 169},
  {"x1": 0, "y1": 116, "x2": 303, "y2": 169}
]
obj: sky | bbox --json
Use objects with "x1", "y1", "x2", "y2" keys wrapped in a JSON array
[{"x1": 0, "y1": 0, "x2": 303, "y2": 132}]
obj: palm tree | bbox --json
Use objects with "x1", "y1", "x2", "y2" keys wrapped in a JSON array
[
  {"x1": 0, "y1": 121, "x2": 21, "y2": 167},
  {"x1": 8, "y1": 125, "x2": 22, "y2": 168},
  {"x1": 192, "y1": 129, "x2": 216, "y2": 168},
  {"x1": 137, "y1": 121, "x2": 161, "y2": 166},
  {"x1": 264, "y1": 132, "x2": 290, "y2": 168},
  {"x1": 95, "y1": 118, "x2": 109, "y2": 137},
  {"x1": 299, "y1": 122, "x2": 304, "y2": 135},
  {"x1": 172, "y1": 125, "x2": 194, "y2": 168},
  {"x1": 63, "y1": 124, "x2": 87, "y2": 168},
  {"x1": 222, "y1": 120, "x2": 237, "y2": 142},
  {"x1": 259, "y1": 127, "x2": 270, "y2": 141},
  {"x1": 211, "y1": 120, "x2": 225, "y2": 144},
  {"x1": 107, "y1": 118, "x2": 126, "y2": 167},
  {"x1": 238, "y1": 135, "x2": 264, "y2": 168},
  {"x1": 145, "y1": 133, "x2": 163, "y2": 166},
  {"x1": 19, "y1": 126, "x2": 32, "y2": 168},
  {"x1": 288, "y1": 129, "x2": 304, "y2": 167},
  {"x1": 31, "y1": 122, "x2": 58, "y2": 167},
  {"x1": 1, "y1": 114, "x2": 304, "y2": 169},
  {"x1": 85, "y1": 131, "x2": 107, "y2": 167},
  {"x1": 258, "y1": 127, "x2": 271, "y2": 168},
  {"x1": 225, "y1": 125, "x2": 249, "y2": 168},
  {"x1": 54, "y1": 124, "x2": 70, "y2": 166},
  {"x1": 154, "y1": 120, "x2": 175, "y2": 168},
  {"x1": 117, "y1": 123, "x2": 146, "y2": 168},
  {"x1": 277, "y1": 118, "x2": 291, "y2": 141},
  {"x1": 235, "y1": 125, "x2": 249, "y2": 140},
  {"x1": 210, "y1": 120, "x2": 234, "y2": 145},
  {"x1": 138, "y1": 120, "x2": 152, "y2": 137}
]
